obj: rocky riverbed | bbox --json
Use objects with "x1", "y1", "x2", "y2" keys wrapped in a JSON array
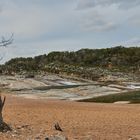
[{"x1": 0, "y1": 74, "x2": 140, "y2": 100}]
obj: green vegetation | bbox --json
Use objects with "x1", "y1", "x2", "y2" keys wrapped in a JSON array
[
  {"x1": 0, "y1": 46, "x2": 140, "y2": 80},
  {"x1": 79, "y1": 90, "x2": 140, "y2": 103}
]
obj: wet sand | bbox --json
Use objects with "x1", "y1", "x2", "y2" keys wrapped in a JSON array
[{"x1": 0, "y1": 94, "x2": 140, "y2": 140}]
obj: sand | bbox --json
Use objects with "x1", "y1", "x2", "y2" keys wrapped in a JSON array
[{"x1": 0, "y1": 94, "x2": 140, "y2": 140}]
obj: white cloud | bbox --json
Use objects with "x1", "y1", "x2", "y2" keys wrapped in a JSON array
[
  {"x1": 76, "y1": 0, "x2": 140, "y2": 33},
  {"x1": 0, "y1": 0, "x2": 72, "y2": 40},
  {"x1": 129, "y1": 14, "x2": 140, "y2": 27},
  {"x1": 79, "y1": 12, "x2": 118, "y2": 32},
  {"x1": 77, "y1": 0, "x2": 140, "y2": 10}
]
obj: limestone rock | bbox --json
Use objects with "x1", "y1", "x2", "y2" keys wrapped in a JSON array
[{"x1": 45, "y1": 135, "x2": 68, "y2": 140}]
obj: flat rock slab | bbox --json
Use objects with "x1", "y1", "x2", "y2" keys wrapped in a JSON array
[
  {"x1": 114, "y1": 101, "x2": 130, "y2": 104},
  {"x1": 45, "y1": 135, "x2": 68, "y2": 140}
]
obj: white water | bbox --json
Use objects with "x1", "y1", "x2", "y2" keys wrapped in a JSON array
[
  {"x1": 127, "y1": 85, "x2": 140, "y2": 89},
  {"x1": 58, "y1": 80, "x2": 78, "y2": 85}
]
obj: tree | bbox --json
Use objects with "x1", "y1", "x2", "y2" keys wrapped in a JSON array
[{"x1": 0, "y1": 34, "x2": 13, "y2": 132}]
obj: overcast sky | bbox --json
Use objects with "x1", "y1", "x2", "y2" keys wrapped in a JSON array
[{"x1": 0, "y1": 0, "x2": 140, "y2": 63}]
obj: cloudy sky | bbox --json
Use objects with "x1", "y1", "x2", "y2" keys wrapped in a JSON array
[{"x1": 0, "y1": 0, "x2": 140, "y2": 63}]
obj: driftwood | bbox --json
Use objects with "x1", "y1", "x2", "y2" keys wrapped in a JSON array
[
  {"x1": 54, "y1": 122, "x2": 63, "y2": 132},
  {"x1": 0, "y1": 95, "x2": 11, "y2": 132}
]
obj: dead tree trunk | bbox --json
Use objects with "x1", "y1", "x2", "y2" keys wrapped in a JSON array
[
  {"x1": 0, "y1": 95, "x2": 5, "y2": 123},
  {"x1": 0, "y1": 34, "x2": 13, "y2": 131},
  {"x1": 0, "y1": 95, "x2": 11, "y2": 132}
]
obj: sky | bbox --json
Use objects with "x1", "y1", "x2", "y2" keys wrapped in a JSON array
[{"x1": 0, "y1": 0, "x2": 140, "y2": 63}]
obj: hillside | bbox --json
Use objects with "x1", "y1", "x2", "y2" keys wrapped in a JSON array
[{"x1": 0, "y1": 46, "x2": 140, "y2": 81}]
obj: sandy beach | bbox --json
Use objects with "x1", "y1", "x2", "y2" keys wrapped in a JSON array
[{"x1": 0, "y1": 94, "x2": 140, "y2": 140}]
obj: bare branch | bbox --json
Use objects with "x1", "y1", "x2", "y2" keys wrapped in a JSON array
[{"x1": 0, "y1": 33, "x2": 14, "y2": 47}]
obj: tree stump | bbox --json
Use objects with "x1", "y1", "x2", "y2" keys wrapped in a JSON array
[
  {"x1": 54, "y1": 122, "x2": 63, "y2": 132},
  {"x1": 0, "y1": 95, "x2": 11, "y2": 132}
]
